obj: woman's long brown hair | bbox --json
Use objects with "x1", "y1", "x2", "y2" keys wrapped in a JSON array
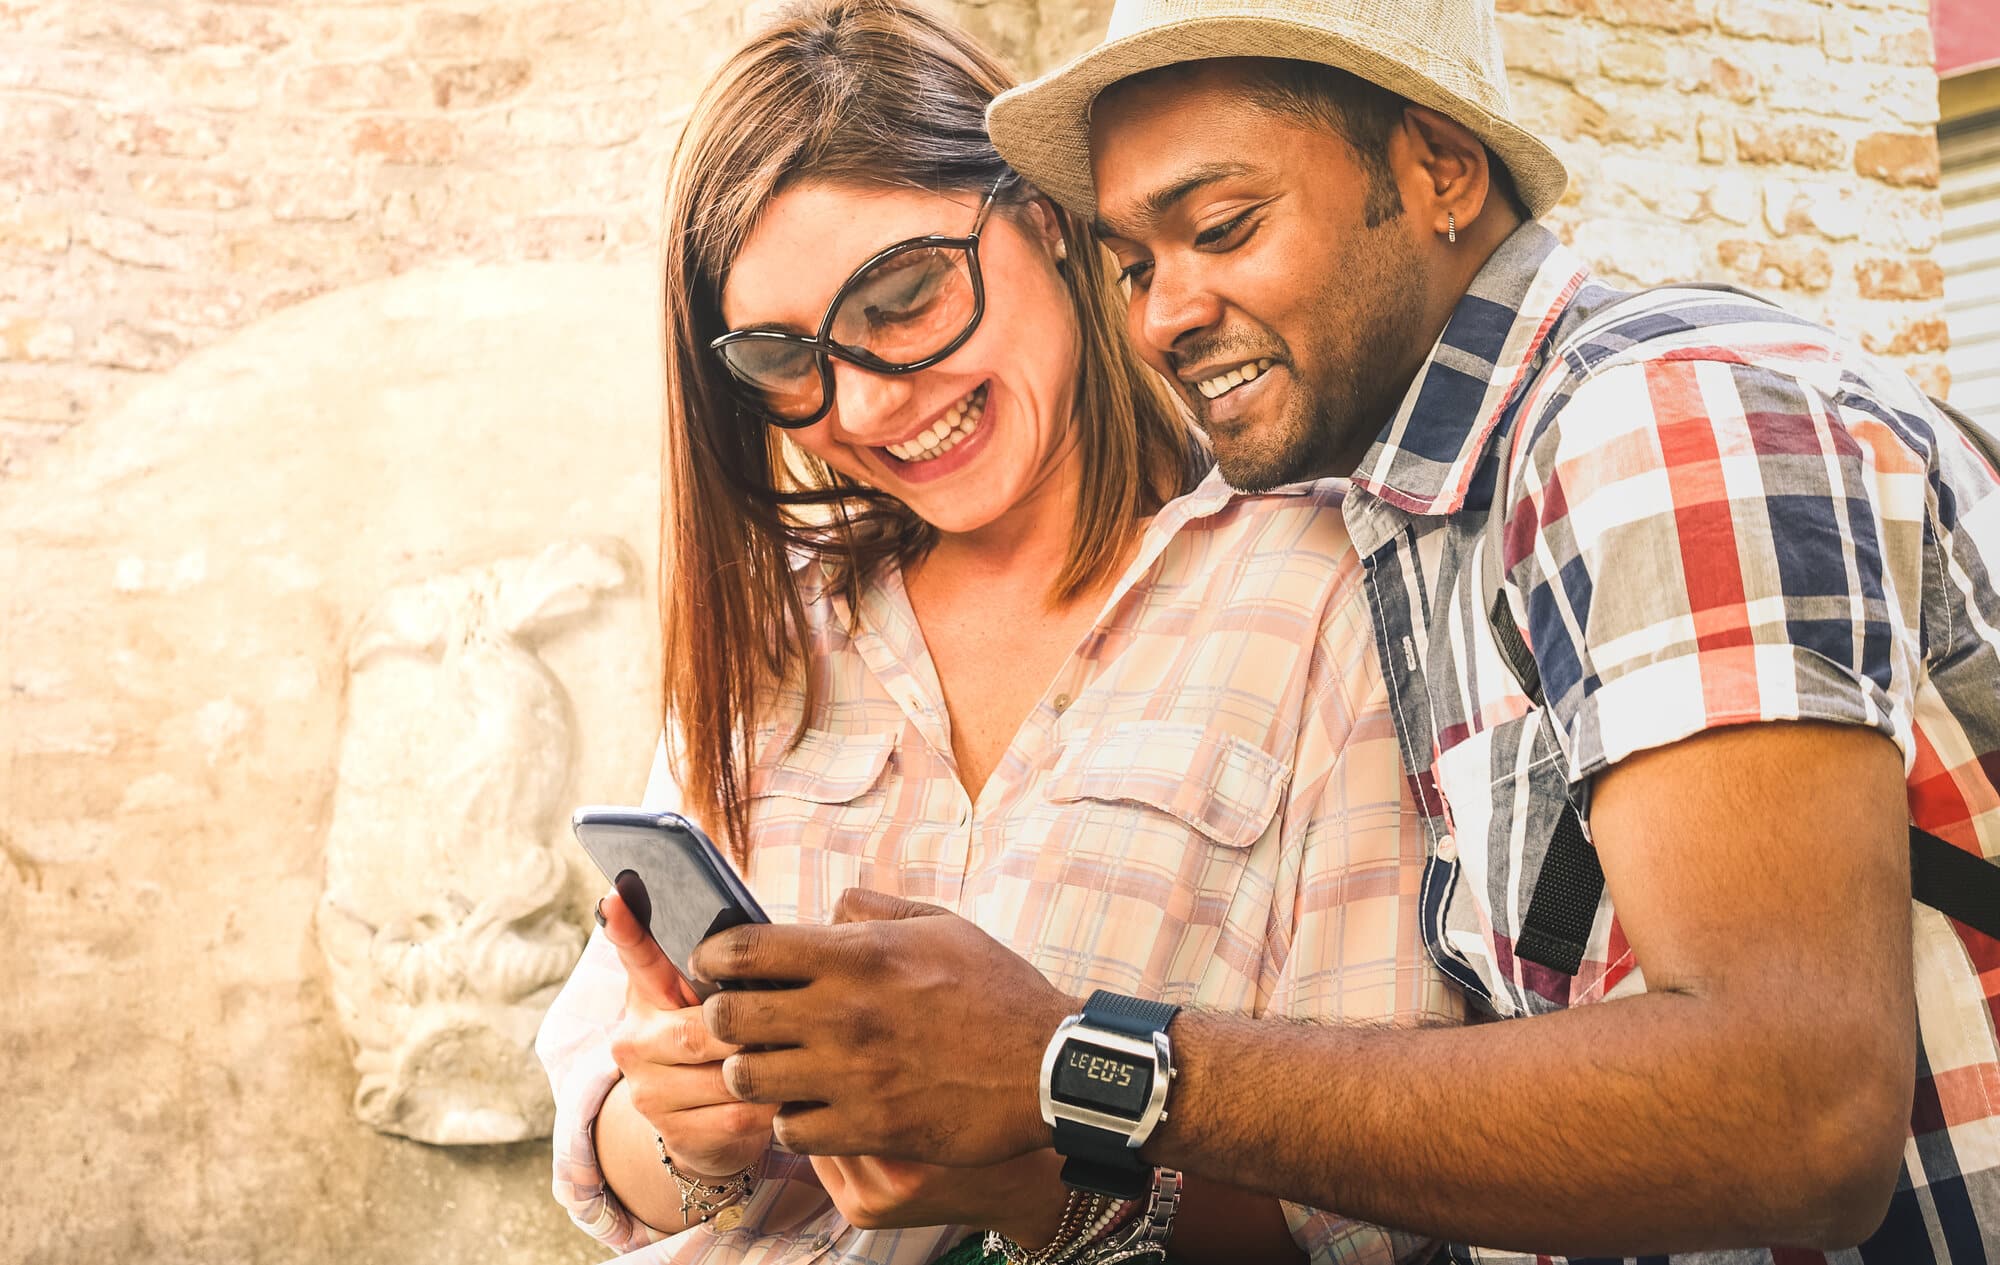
[{"x1": 660, "y1": 0, "x2": 1206, "y2": 864}]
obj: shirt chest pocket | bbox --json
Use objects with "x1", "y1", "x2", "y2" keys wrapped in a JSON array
[
  {"x1": 746, "y1": 728, "x2": 896, "y2": 860},
  {"x1": 1045, "y1": 721, "x2": 1289, "y2": 849},
  {"x1": 1028, "y1": 721, "x2": 1289, "y2": 995}
]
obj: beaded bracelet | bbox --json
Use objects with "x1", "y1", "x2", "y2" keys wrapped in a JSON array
[{"x1": 983, "y1": 1189, "x2": 1127, "y2": 1265}]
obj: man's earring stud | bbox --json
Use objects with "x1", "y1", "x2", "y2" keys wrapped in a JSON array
[
  {"x1": 1055, "y1": 237, "x2": 1068, "y2": 261},
  {"x1": 1447, "y1": 212, "x2": 1457, "y2": 244}
]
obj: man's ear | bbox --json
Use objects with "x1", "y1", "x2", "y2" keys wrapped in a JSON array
[{"x1": 1400, "y1": 105, "x2": 1493, "y2": 234}]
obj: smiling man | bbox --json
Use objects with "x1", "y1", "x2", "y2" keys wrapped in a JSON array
[
  {"x1": 1090, "y1": 61, "x2": 1443, "y2": 492},
  {"x1": 688, "y1": 2, "x2": 2000, "y2": 1262}
]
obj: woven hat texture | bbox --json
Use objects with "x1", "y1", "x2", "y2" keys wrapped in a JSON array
[{"x1": 988, "y1": 0, "x2": 1568, "y2": 219}]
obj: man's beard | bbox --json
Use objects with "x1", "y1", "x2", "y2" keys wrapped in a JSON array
[{"x1": 1207, "y1": 228, "x2": 1431, "y2": 493}]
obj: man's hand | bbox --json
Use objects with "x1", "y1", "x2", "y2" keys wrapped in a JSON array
[
  {"x1": 601, "y1": 891, "x2": 777, "y2": 1179},
  {"x1": 810, "y1": 1151, "x2": 1070, "y2": 1245},
  {"x1": 688, "y1": 890, "x2": 1078, "y2": 1165}
]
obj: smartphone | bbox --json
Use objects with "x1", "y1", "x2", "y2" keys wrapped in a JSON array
[{"x1": 571, "y1": 807, "x2": 772, "y2": 999}]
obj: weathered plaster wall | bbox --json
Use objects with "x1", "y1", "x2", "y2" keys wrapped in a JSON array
[
  {"x1": 1, "y1": 262, "x2": 666, "y2": 1265},
  {"x1": 0, "y1": 2, "x2": 1947, "y2": 1263}
]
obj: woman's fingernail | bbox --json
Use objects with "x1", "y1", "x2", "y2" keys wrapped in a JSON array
[{"x1": 594, "y1": 897, "x2": 608, "y2": 927}]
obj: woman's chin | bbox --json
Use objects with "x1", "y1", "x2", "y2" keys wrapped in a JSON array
[{"x1": 908, "y1": 498, "x2": 1004, "y2": 537}]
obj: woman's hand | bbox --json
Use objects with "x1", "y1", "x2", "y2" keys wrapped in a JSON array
[
  {"x1": 602, "y1": 890, "x2": 778, "y2": 1178},
  {"x1": 810, "y1": 1150, "x2": 1071, "y2": 1246}
]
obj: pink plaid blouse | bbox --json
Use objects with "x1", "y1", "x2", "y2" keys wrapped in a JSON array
[{"x1": 536, "y1": 471, "x2": 1460, "y2": 1265}]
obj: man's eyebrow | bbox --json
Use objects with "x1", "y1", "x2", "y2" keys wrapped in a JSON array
[{"x1": 1092, "y1": 161, "x2": 1256, "y2": 240}]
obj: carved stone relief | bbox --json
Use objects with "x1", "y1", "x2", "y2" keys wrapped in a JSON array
[{"x1": 317, "y1": 539, "x2": 634, "y2": 1144}]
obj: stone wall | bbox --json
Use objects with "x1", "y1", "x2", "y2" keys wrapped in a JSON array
[{"x1": 0, "y1": 3, "x2": 1948, "y2": 1265}]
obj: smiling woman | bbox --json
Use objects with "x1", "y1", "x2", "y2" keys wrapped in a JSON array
[{"x1": 657, "y1": 1, "x2": 1199, "y2": 861}]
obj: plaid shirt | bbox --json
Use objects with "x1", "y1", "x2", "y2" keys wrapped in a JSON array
[
  {"x1": 536, "y1": 478, "x2": 1461, "y2": 1265},
  {"x1": 1347, "y1": 221, "x2": 2000, "y2": 1264}
]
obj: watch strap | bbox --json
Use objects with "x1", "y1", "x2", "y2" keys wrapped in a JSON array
[
  {"x1": 1054, "y1": 1119, "x2": 1154, "y2": 1198},
  {"x1": 1079, "y1": 989, "x2": 1181, "y2": 1039}
]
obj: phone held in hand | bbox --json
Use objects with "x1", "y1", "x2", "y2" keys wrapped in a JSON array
[{"x1": 571, "y1": 807, "x2": 772, "y2": 999}]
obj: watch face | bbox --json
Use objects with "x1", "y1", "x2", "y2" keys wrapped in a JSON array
[{"x1": 1050, "y1": 1038, "x2": 1154, "y2": 1118}]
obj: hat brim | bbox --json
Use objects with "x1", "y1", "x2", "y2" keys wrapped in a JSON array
[{"x1": 989, "y1": 14, "x2": 1569, "y2": 221}]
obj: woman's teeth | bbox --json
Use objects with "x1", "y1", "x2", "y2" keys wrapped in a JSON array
[
  {"x1": 1196, "y1": 358, "x2": 1275, "y2": 400},
  {"x1": 887, "y1": 384, "x2": 988, "y2": 463}
]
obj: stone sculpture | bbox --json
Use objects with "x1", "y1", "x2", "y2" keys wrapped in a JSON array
[{"x1": 316, "y1": 537, "x2": 634, "y2": 1145}]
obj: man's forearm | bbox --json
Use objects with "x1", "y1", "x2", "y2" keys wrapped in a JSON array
[{"x1": 1146, "y1": 993, "x2": 1907, "y2": 1256}]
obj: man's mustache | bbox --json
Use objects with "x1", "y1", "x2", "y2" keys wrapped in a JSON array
[{"x1": 1167, "y1": 329, "x2": 1289, "y2": 379}]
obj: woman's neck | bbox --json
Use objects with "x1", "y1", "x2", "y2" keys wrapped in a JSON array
[{"x1": 910, "y1": 445, "x2": 1090, "y2": 605}]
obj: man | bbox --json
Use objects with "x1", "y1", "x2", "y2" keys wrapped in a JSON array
[{"x1": 684, "y1": 1, "x2": 2000, "y2": 1260}]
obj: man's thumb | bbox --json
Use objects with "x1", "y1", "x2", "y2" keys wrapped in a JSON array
[{"x1": 832, "y1": 887, "x2": 948, "y2": 924}]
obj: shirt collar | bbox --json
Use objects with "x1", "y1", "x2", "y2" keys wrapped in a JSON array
[
  {"x1": 1350, "y1": 221, "x2": 1593, "y2": 518},
  {"x1": 826, "y1": 465, "x2": 1336, "y2": 634}
]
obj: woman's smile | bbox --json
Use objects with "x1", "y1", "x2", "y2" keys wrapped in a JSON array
[
  {"x1": 874, "y1": 380, "x2": 997, "y2": 483},
  {"x1": 883, "y1": 382, "x2": 989, "y2": 462}
]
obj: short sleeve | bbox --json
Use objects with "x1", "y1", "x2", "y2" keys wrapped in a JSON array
[{"x1": 1503, "y1": 357, "x2": 1926, "y2": 783}]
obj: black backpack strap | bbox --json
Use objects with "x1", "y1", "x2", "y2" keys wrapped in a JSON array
[
  {"x1": 1911, "y1": 827, "x2": 2000, "y2": 940},
  {"x1": 1488, "y1": 591, "x2": 1604, "y2": 977},
  {"x1": 1909, "y1": 396, "x2": 2000, "y2": 938}
]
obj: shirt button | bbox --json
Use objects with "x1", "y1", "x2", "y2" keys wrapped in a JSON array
[
  {"x1": 1435, "y1": 833, "x2": 1458, "y2": 863},
  {"x1": 1052, "y1": 693, "x2": 1072, "y2": 712}
]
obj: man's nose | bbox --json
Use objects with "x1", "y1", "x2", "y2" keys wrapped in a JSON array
[
  {"x1": 1137, "y1": 262, "x2": 1226, "y2": 364},
  {"x1": 827, "y1": 361, "x2": 917, "y2": 443}
]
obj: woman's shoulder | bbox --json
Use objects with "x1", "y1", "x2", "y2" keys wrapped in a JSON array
[{"x1": 783, "y1": 549, "x2": 859, "y2": 632}]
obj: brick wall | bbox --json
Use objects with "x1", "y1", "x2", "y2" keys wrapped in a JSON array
[
  {"x1": 0, "y1": 0, "x2": 1947, "y2": 478},
  {"x1": 1492, "y1": 0, "x2": 1946, "y2": 392}
]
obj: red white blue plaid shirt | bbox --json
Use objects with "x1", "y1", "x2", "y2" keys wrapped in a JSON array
[{"x1": 1346, "y1": 222, "x2": 2000, "y2": 1264}]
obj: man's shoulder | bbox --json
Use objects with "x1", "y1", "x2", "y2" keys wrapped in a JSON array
[
  {"x1": 1551, "y1": 281, "x2": 1844, "y2": 396},
  {"x1": 1515, "y1": 280, "x2": 1945, "y2": 468}
]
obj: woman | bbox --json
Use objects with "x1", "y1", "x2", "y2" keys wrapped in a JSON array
[{"x1": 535, "y1": 2, "x2": 1457, "y2": 1262}]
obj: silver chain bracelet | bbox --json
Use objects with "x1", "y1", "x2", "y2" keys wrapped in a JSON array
[{"x1": 655, "y1": 1134, "x2": 757, "y2": 1227}]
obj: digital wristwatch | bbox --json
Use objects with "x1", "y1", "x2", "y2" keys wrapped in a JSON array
[{"x1": 1039, "y1": 989, "x2": 1181, "y2": 1198}]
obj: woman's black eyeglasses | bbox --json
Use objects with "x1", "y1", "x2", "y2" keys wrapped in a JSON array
[{"x1": 709, "y1": 178, "x2": 1006, "y2": 428}]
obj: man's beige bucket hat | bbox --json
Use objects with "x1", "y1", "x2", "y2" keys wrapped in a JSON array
[{"x1": 987, "y1": 0, "x2": 1569, "y2": 220}]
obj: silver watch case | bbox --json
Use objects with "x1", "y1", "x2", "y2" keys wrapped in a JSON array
[{"x1": 1038, "y1": 1012, "x2": 1175, "y2": 1149}]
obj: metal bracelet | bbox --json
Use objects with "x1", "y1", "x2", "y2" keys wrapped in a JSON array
[
  {"x1": 655, "y1": 1135, "x2": 757, "y2": 1224},
  {"x1": 986, "y1": 1169, "x2": 1181, "y2": 1265}
]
